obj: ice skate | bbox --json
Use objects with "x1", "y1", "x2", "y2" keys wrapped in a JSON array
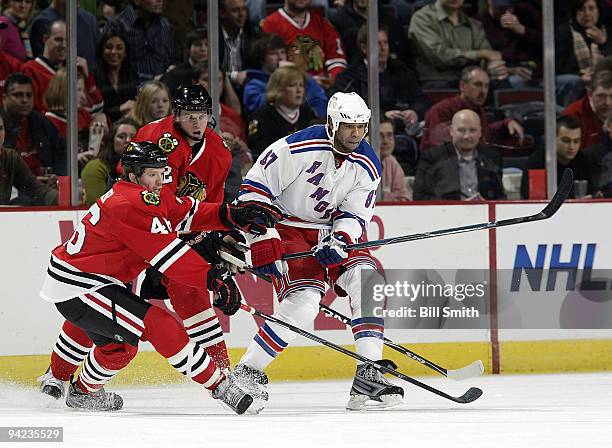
[
  {"x1": 347, "y1": 360, "x2": 404, "y2": 411},
  {"x1": 38, "y1": 367, "x2": 65, "y2": 401},
  {"x1": 211, "y1": 372, "x2": 258, "y2": 415},
  {"x1": 65, "y1": 381, "x2": 123, "y2": 411}
]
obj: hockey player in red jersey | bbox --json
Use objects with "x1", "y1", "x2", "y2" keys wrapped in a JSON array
[
  {"x1": 39, "y1": 86, "x2": 236, "y2": 398},
  {"x1": 38, "y1": 141, "x2": 279, "y2": 413},
  {"x1": 262, "y1": 0, "x2": 347, "y2": 85}
]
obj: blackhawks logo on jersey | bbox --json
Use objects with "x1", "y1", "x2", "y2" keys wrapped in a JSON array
[
  {"x1": 141, "y1": 191, "x2": 161, "y2": 206},
  {"x1": 157, "y1": 132, "x2": 179, "y2": 153},
  {"x1": 177, "y1": 171, "x2": 207, "y2": 201}
]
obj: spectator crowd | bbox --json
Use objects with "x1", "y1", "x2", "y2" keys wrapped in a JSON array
[{"x1": 1, "y1": 0, "x2": 612, "y2": 205}]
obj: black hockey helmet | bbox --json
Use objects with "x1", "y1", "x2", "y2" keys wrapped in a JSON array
[
  {"x1": 122, "y1": 141, "x2": 168, "y2": 178},
  {"x1": 172, "y1": 84, "x2": 212, "y2": 112}
]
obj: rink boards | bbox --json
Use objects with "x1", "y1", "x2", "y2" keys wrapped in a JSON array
[{"x1": 2, "y1": 201, "x2": 612, "y2": 386}]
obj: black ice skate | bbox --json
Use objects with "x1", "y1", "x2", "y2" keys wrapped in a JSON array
[
  {"x1": 38, "y1": 367, "x2": 65, "y2": 400},
  {"x1": 347, "y1": 360, "x2": 404, "y2": 411},
  {"x1": 211, "y1": 373, "x2": 256, "y2": 415},
  {"x1": 65, "y1": 381, "x2": 123, "y2": 411}
]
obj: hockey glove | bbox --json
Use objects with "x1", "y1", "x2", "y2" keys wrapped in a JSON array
[
  {"x1": 186, "y1": 231, "x2": 224, "y2": 265},
  {"x1": 247, "y1": 229, "x2": 288, "y2": 279},
  {"x1": 207, "y1": 265, "x2": 242, "y2": 315},
  {"x1": 219, "y1": 201, "x2": 283, "y2": 235},
  {"x1": 314, "y1": 232, "x2": 350, "y2": 267}
]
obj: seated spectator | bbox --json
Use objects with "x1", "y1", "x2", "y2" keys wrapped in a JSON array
[
  {"x1": 81, "y1": 117, "x2": 139, "y2": 205},
  {"x1": 0, "y1": 0, "x2": 35, "y2": 61},
  {"x1": 521, "y1": 115, "x2": 595, "y2": 198},
  {"x1": 0, "y1": 108, "x2": 57, "y2": 205},
  {"x1": 555, "y1": 0, "x2": 612, "y2": 106},
  {"x1": 23, "y1": 20, "x2": 105, "y2": 116},
  {"x1": 408, "y1": 0, "x2": 503, "y2": 88},
  {"x1": 0, "y1": 34, "x2": 23, "y2": 101},
  {"x1": 161, "y1": 27, "x2": 208, "y2": 95},
  {"x1": 247, "y1": 65, "x2": 318, "y2": 159},
  {"x1": 331, "y1": 25, "x2": 430, "y2": 132},
  {"x1": 242, "y1": 32, "x2": 327, "y2": 117},
  {"x1": 380, "y1": 117, "x2": 412, "y2": 201},
  {"x1": 2, "y1": 72, "x2": 66, "y2": 176},
  {"x1": 127, "y1": 80, "x2": 171, "y2": 127},
  {"x1": 477, "y1": 0, "x2": 543, "y2": 89},
  {"x1": 219, "y1": 0, "x2": 260, "y2": 89},
  {"x1": 583, "y1": 115, "x2": 612, "y2": 194},
  {"x1": 30, "y1": 0, "x2": 100, "y2": 69},
  {"x1": 93, "y1": 27, "x2": 138, "y2": 123},
  {"x1": 44, "y1": 67, "x2": 104, "y2": 172},
  {"x1": 262, "y1": 0, "x2": 347, "y2": 87},
  {"x1": 104, "y1": 0, "x2": 180, "y2": 83},
  {"x1": 564, "y1": 69, "x2": 612, "y2": 147},
  {"x1": 328, "y1": 0, "x2": 411, "y2": 64},
  {"x1": 414, "y1": 109, "x2": 505, "y2": 200},
  {"x1": 421, "y1": 66, "x2": 524, "y2": 149}
]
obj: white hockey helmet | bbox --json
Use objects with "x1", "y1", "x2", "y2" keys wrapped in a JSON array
[{"x1": 326, "y1": 92, "x2": 371, "y2": 142}]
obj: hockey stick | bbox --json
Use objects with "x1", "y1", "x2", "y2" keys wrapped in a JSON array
[
  {"x1": 319, "y1": 304, "x2": 484, "y2": 381},
  {"x1": 239, "y1": 303, "x2": 483, "y2": 404},
  {"x1": 218, "y1": 251, "x2": 484, "y2": 382},
  {"x1": 282, "y1": 168, "x2": 574, "y2": 261}
]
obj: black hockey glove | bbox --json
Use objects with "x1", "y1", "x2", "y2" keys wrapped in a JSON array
[
  {"x1": 207, "y1": 265, "x2": 242, "y2": 315},
  {"x1": 219, "y1": 201, "x2": 283, "y2": 235},
  {"x1": 186, "y1": 231, "x2": 224, "y2": 265}
]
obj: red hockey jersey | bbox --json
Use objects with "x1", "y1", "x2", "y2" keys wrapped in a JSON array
[
  {"x1": 40, "y1": 180, "x2": 228, "y2": 303},
  {"x1": 134, "y1": 116, "x2": 233, "y2": 202},
  {"x1": 22, "y1": 57, "x2": 104, "y2": 114},
  {"x1": 262, "y1": 8, "x2": 347, "y2": 80}
]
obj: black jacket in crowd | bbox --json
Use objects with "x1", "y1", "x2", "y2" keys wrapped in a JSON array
[{"x1": 414, "y1": 142, "x2": 506, "y2": 200}]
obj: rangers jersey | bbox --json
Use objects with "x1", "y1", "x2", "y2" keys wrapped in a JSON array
[
  {"x1": 134, "y1": 116, "x2": 232, "y2": 202},
  {"x1": 262, "y1": 8, "x2": 347, "y2": 80},
  {"x1": 238, "y1": 124, "x2": 381, "y2": 243},
  {"x1": 40, "y1": 180, "x2": 228, "y2": 303}
]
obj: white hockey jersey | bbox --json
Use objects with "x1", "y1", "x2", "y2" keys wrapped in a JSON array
[{"x1": 238, "y1": 125, "x2": 381, "y2": 242}]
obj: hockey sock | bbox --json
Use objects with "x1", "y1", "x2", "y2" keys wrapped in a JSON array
[
  {"x1": 51, "y1": 320, "x2": 93, "y2": 381},
  {"x1": 76, "y1": 343, "x2": 137, "y2": 393},
  {"x1": 240, "y1": 288, "x2": 320, "y2": 371},
  {"x1": 142, "y1": 306, "x2": 224, "y2": 390},
  {"x1": 337, "y1": 265, "x2": 385, "y2": 361},
  {"x1": 168, "y1": 281, "x2": 231, "y2": 370}
]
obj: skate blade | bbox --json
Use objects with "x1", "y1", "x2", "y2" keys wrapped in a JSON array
[
  {"x1": 243, "y1": 396, "x2": 266, "y2": 415},
  {"x1": 346, "y1": 394, "x2": 403, "y2": 411}
]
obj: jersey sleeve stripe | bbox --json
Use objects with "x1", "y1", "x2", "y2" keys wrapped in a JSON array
[
  {"x1": 331, "y1": 210, "x2": 367, "y2": 234},
  {"x1": 176, "y1": 198, "x2": 198, "y2": 232},
  {"x1": 151, "y1": 240, "x2": 191, "y2": 274},
  {"x1": 239, "y1": 179, "x2": 274, "y2": 200}
]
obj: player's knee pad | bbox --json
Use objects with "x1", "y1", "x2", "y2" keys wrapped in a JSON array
[
  {"x1": 339, "y1": 265, "x2": 385, "y2": 319},
  {"x1": 143, "y1": 306, "x2": 190, "y2": 358},
  {"x1": 96, "y1": 342, "x2": 138, "y2": 370},
  {"x1": 276, "y1": 288, "x2": 321, "y2": 327}
]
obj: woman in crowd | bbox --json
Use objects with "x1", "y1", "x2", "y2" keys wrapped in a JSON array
[
  {"x1": 247, "y1": 65, "x2": 318, "y2": 160},
  {"x1": 93, "y1": 27, "x2": 137, "y2": 123},
  {"x1": 0, "y1": 0, "x2": 34, "y2": 61},
  {"x1": 80, "y1": 117, "x2": 139, "y2": 205},
  {"x1": 127, "y1": 80, "x2": 171, "y2": 127},
  {"x1": 555, "y1": 0, "x2": 612, "y2": 105},
  {"x1": 379, "y1": 117, "x2": 412, "y2": 202}
]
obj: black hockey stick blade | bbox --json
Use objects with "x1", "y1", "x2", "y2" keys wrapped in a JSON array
[
  {"x1": 240, "y1": 303, "x2": 483, "y2": 404},
  {"x1": 282, "y1": 168, "x2": 574, "y2": 261}
]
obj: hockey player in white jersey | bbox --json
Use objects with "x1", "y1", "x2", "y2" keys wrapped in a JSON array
[{"x1": 234, "y1": 92, "x2": 404, "y2": 410}]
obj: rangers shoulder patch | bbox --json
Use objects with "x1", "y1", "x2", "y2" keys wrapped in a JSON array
[
  {"x1": 141, "y1": 191, "x2": 161, "y2": 206},
  {"x1": 157, "y1": 132, "x2": 180, "y2": 153}
]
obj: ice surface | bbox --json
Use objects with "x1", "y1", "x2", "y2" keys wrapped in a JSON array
[{"x1": 1, "y1": 372, "x2": 611, "y2": 447}]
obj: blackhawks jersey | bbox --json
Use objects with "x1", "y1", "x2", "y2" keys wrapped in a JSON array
[
  {"x1": 238, "y1": 124, "x2": 381, "y2": 243},
  {"x1": 262, "y1": 8, "x2": 347, "y2": 80},
  {"x1": 134, "y1": 116, "x2": 232, "y2": 202},
  {"x1": 40, "y1": 180, "x2": 228, "y2": 303}
]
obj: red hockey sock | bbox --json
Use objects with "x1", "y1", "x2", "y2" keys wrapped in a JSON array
[
  {"x1": 50, "y1": 320, "x2": 93, "y2": 381},
  {"x1": 76, "y1": 343, "x2": 137, "y2": 393}
]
